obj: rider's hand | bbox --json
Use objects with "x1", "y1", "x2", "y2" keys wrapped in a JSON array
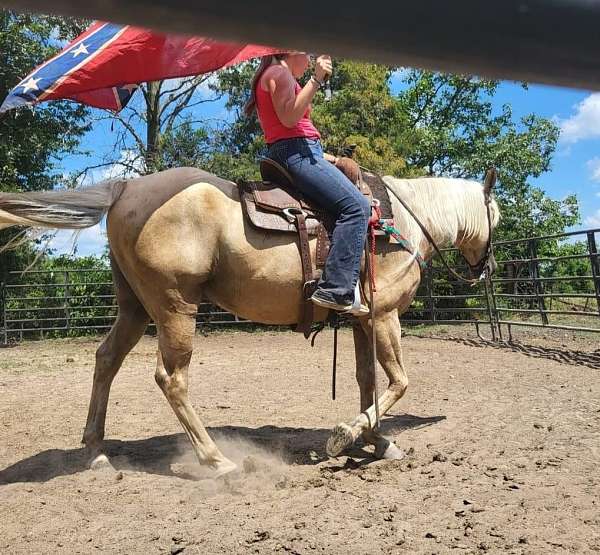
[{"x1": 314, "y1": 55, "x2": 332, "y2": 82}]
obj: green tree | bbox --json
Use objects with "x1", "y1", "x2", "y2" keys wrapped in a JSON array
[
  {"x1": 0, "y1": 11, "x2": 90, "y2": 286},
  {"x1": 3, "y1": 253, "x2": 112, "y2": 340},
  {"x1": 396, "y1": 70, "x2": 579, "y2": 244},
  {"x1": 0, "y1": 11, "x2": 90, "y2": 193},
  {"x1": 202, "y1": 62, "x2": 266, "y2": 181},
  {"x1": 84, "y1": 76, "x2": 223, "y2": 181},
  {"x1": 208, "y1": 60, "x2": 412, "y2": 179},
  {"x1": 311, "y1": 60, "x2": 410, "y2": 176}
]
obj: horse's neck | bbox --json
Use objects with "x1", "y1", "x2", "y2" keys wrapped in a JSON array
[{"x1": 384, "y1": 177, "x2": 464, "y2": 259}]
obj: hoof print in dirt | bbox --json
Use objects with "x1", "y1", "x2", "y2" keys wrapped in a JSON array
[{"x1": 246, "y1": 531, "x2": 270, "y2": 545}]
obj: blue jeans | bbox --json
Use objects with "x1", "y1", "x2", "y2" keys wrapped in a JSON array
[{"x1": 267, "y1": 137, "x2": 371, "y2": 304}]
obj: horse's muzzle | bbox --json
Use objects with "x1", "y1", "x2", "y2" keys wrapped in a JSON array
[{"x1": 469, "y1": 251, "x2": 497, "y2": 281}]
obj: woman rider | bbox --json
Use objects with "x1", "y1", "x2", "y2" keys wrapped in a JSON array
[{"x1": 244, "y1": 52, "x2": 371, "y2": 315}]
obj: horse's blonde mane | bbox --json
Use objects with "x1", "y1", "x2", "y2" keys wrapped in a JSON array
[{"x1": 382, "y1": 176, "x2": 500, "y2": 252}]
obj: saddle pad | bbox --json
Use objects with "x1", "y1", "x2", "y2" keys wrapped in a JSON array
[{"x1": 362, "y1": 171, "x2": 394, "y2": 219}]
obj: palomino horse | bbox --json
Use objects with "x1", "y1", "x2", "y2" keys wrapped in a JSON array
[{"x1": 0, "y1": 166, "x2": 499, "y2": 478}]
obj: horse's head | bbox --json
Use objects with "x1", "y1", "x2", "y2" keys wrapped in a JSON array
[{"x1": 456, "y1": 169, "x2": 500, "y2": 280}]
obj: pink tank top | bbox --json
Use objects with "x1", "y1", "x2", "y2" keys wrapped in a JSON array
[{"x1": 255, "y1": 69, "x2": 321, "y2": 145}]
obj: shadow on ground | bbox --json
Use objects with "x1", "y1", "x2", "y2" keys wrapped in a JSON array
[
  {"x1": 423, "y1": 335, "x2": 600, "y2": 369},
  {"x1": 0, "y1": 413, "x2": 445, "y2": 484}
]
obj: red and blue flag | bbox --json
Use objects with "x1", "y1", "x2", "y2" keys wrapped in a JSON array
[{"x1": 1, "y1": 21, "x2": 281, "y2": 113}]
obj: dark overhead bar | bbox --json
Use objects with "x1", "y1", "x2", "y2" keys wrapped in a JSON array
[{"x1": 2, "y1": 0, "x2": 600, "y2": 91}]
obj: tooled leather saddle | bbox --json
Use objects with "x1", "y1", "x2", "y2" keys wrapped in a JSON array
[{"x1": 238, "y1": 156, "x2": 394, "y2": 337}]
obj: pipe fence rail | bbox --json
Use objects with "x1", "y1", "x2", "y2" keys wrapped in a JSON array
[{"x1": 1, "y1": 228, "x2": 599, "y2": 343}]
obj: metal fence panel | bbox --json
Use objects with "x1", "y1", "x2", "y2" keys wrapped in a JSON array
[{"x1": 1, "y1": 228, "x2": 599, "y2": 343}]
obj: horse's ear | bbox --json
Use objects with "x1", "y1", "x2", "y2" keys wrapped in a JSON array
[{"x1": 484, "y1": 167, "x2": 497, "y2": 196}]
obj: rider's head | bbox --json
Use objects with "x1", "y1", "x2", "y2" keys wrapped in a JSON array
[{"x1": 279, "y1": 52, "x2": 311, "y2": 78}]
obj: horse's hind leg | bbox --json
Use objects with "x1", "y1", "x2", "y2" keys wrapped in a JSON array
[
  {"x1": 327, "y1": 310, "x2": 407, "y2": 459},
  {"x1": 154, "y1": 309, "x2": 237, "y2": 478},
  {"x1": 82, "y1": 259, "x2": 150, "y2": 468}
]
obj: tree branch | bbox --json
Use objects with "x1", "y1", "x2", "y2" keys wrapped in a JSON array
[
  {"x1": 158, "y1": 76, "x2": 211, "y2": 119},
  {"x1": 101, "y1": 109, "x2": 146, "y2": 154}
]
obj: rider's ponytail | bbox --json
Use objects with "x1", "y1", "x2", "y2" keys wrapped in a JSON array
[{"x1": 244, "y1": 54, "x2": 286, "y2": 116}]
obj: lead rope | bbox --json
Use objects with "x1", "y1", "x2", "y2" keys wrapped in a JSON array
[
  {"x1": 332, "y1": 322, "x2": 338, "y2": 400},
  {"x1": 365, "y1": 229, "x2": 381, "y2": 430},
  {"x1": 368, "y1": 205, "x2": 380, "y2": 293}
]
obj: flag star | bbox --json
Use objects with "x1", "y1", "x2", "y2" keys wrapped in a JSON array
[
  {"x1": 71, "y1": 43, "x2": 89, "y2": 57},
  {"x1": 21, "y1": 77, "x2": 42, "y2": 94}
]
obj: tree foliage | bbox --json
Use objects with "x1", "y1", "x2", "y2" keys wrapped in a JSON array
[
  {"x1": 395, "y1": 71, "x2": 578, "y2": 243},
  {"x1": 0, "y1": 11, "x2": 91, "y2": 283},
  {"x1": 0, "y1": 11, "x2": 90, "y2": 193},
  {"x1": 209, "y1": 63, "x2": 579, "y2": 244},
  {"x1": 83, "y1": 76, "x2": 224, "y2": 181},
  {"x1": 2, "y1": 253, "x2": 113, "y2": 339}
]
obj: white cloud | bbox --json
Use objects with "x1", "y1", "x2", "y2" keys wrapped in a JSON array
[
  {"x1": 586, "y1": 157, "x2": 600, "y2": 182},
  {"x1": 585, "y1": 209, "x2": 600, "y2": 228},
  {"x1": 560, "y1": 93, "x2": 600, "y2": 144},
  {"x1": 79, "y1": 149, "x2": 143, "y2": 186},
  {"x1": 46, "y1": 222, "x2": 107, "y2": 257}
]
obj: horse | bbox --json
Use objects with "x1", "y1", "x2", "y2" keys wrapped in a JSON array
[{"x1": 0, "y1": 165, "x2": 499, "y2": 478}]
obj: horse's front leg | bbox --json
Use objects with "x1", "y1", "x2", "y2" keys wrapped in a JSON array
[
  {"x1": 326, "y1": 310, "x2": 407, "y2": 459},
  {"x1": 154, "y1": 309, "x2": 237, "y2": 479}
]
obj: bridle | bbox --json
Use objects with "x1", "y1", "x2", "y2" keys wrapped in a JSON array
[
  {"x1": 465, "y1": 179, "x2": 496, "y2": 282},
  {"x1": 366, "y1": 166, "x2": 497, "y2": 286}
]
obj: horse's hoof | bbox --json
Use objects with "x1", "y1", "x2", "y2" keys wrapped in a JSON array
[
  {"x1": 90, "y1": 453, "x2": 114, "y2": 471},
  {"x1": 213, "y1": 459, "x2": 239, "y2": 481},
  {"x1": 326, "y1": 423, "x2": 354, "y2": 457},
  {"x1": 375, "y1": 440, "x2": 405, "y2": 460}
]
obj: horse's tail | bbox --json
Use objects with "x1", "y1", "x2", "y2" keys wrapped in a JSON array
[{"x1": 0, "y1": 180, "x2": 126, "y2": 232}]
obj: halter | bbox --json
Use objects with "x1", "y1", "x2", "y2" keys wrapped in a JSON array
[{"x1": 465, "y1": 183, "x2": 496, "y2": 282}]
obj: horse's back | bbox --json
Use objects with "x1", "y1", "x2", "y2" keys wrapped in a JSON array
[{"x1": 113, "y1": 167, "x2": 236, "y2": 212}]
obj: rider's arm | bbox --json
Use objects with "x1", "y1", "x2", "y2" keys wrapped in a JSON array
[{"x1": 263, "y1": 66, "x2": 320, "y2": 128}]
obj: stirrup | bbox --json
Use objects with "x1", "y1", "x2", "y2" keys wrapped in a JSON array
[{"x1": 350, "y1": 280, "x2": 370, "y2": 315}]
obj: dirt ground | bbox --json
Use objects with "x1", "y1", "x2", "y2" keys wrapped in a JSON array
[{"x1": 1, "y1": 327, "x2": 599, "y2": 554}]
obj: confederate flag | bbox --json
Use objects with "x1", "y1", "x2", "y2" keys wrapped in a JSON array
[{"x1": 1, "y1": 21, "x2": 281, "y2": 113}]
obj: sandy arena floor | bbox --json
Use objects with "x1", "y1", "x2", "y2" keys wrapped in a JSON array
[{"x1": 1, "y1": 328, "x2": 599, "y2": 554}]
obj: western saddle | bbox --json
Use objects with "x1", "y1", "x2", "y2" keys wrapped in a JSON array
[{"x1": 238, "y1": 155, "x2": 395, "y2": 337}]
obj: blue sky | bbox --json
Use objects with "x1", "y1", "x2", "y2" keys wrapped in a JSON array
[
  {"x1": 492, "y1": 82, "x2": 600, "y2": 226},
  {"x1": 50, "y1": 76, "x2": 600, "y2": 256}
]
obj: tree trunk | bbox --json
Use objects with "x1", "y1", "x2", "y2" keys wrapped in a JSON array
[{"x1": 145, "y1": 80, "x2": 161, "y2": 173}]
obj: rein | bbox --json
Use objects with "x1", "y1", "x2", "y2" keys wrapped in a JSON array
[{"x1": 363, "y1": 166, "x2": 497, "y2": 286}]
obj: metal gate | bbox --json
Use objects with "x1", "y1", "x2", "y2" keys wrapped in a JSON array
[{"x1": 2, "y1": 228, "x2": 599, "y2": 343}]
